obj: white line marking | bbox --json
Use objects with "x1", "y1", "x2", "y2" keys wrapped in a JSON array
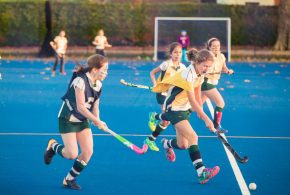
[
  {"x1": 206, "y1": 98, "x2": 250, "y2": 195},
  {"x1": 0, "y1": 132, "x2": 289, "y2": 140}
]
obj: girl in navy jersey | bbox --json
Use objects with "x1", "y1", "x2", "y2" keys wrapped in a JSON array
[{"x1": 44, "y1": 54, "x2": 109, "y2": 190}]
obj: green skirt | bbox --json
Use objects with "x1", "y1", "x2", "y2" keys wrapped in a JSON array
[
  {"x1": 58, "y1": 117, "x2": 90, "y2": 134},
  {"x1": 163, "y1": 109, "x2": 191, "y2": 125},
  {"x1": 201, "y1": 78, "x2": 216, "y2": 91}
]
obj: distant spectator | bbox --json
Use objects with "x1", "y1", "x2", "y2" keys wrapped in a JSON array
[
  {"x1": 92, "y1": 29, "x2": 112, "y2": 56},
  {"x1": 50, "y1": 30, "x2": 68, "y2": 76},
  {"x1": 177, "y1": 30, "x2": 190, "y2": 62}
]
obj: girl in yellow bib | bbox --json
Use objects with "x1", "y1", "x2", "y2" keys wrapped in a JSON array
[
  {"x1": 201, "y1": 38, "x2": 234, "y2": 130},
  {"x1": 149, "y1": 48, "x2": 220, "y2": 184},
  {"x1": 145, "y1": 42, "x2": 186, "y2": 152}
]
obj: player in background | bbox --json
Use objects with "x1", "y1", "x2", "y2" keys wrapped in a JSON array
[
  {"x1": 92, "y1": 29, "x2": 112, "y2": 56},
  {"x1": 50, "y1": 30, "x2": 68, "y2": 76},
  {"x1": 177, "y1": 30, "x2": 190, "y2": 62},
  {"x1": 44, "y1": 54, "x2": 109, "y2": 190},
  {"x1": 145, "y1": 42, "x2": 186, "y2": 152},
  {"x1": 149, "y1": 48, "x2": 219, "y2": 184},
  {"x1": 201, "y1": 37, "x2": 234, "y2": 131}
]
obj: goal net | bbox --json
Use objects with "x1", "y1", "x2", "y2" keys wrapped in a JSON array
[{"x1": 154, "y1": 17, "x2": 231, "y2": 61}]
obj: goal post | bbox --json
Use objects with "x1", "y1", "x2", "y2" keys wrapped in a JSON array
[{"x1": 154, "y1": 17, "x2": 231, "y2": 61}]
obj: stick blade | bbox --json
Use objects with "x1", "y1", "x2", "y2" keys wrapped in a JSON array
[
  {"x1": 239, "y1": 156, "x2": 249, "y2": 164},
  {"x1": 132, "y1": 144, "x2": 148, "y2": 154}
]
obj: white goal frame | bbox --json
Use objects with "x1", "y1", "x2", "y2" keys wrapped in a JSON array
[{"x1": 154, "y1": 17, "x2": 231, "y2": 61}]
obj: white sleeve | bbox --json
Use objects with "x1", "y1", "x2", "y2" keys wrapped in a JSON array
[
  {"x1": 179, "y1": 63, "x2": 187, "y2": 71},
  {"x1": 159, "y1": 61, "x2": 169, "y2": 71},
  {"x1": 72, "y1": 77, "x2": 85, "y2": 91}
]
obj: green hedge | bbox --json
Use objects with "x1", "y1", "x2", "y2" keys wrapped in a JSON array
[{"x1": 0, "y1": 1, "x2": 278, "y2": 46}]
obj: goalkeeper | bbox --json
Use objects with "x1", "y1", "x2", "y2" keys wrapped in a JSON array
[{"x1": 177, "y1": 30, "x2": 190, "y2": 62}]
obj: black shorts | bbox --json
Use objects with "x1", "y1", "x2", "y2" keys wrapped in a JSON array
[{"x1": 96, "y1": 49, "x2": 105, "y2": 56}]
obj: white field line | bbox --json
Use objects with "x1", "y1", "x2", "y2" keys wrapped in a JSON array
[
  {"x1": 206, "y1": 98, "x2": 250, "y2": 195},
  {"x1": 0, "y1": 132, "x2": 289, "y2": 140}
]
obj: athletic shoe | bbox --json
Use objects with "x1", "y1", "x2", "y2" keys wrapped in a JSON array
[
  {"x1": 60, "y1": 71, "x2": 67, "y2": 76},
  {"x1": 44, "y1": 139, "x2": 56, "y2": 165},
  {"x1": 148, "y1": 112, "x2": 158, "y2": 132},
  {"x1": 144, "y1": 137, "x2": 159, "y2": 151},
  {"x1": 161, "y1": 138, "x2": 176, "y2": 162},
  {"x1": 198, "y1": 166, "x2": 220, "y2": 184},
  {"x1": 63, "y1": 178, "x2": 81, "y2": 190}
]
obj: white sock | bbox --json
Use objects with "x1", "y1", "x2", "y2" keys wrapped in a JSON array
[
  {"x1": 65, "y1": 173, "x2": 74, "y2": 181},
  {"x1": 163, "y1": 139, "x2": 170, "y2": 149},
  {"x1": 197, "y1": 166, "x2": 205, "y2": 176}
]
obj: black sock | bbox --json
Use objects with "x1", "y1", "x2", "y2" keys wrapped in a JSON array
[
  {"x1": 188, "y1": 145, "x2": 205, "y2": 176},
  {"x1": 66, "y1": 159, "x2": 87, "y2": 181},
  {"x1": 152, "y1": 123, "x2": 167, "y2": 138},
  {"x1": 52, "y1": 143, "x2": 64, "y2": 157},
  {"x1": 167, "y1": 138, "x2": 181, "y2": 150}
]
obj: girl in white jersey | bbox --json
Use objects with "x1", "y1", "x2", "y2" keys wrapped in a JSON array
[
  {"x1": 50, "y1": 30, "x2": 68, "y2": 76},
  {"x1": 201, "y1": 38, "x2": 234, "y2": 130},
  {"x1": 92, "y1": 29, "x2": 112, "y2": 56},
  {"x1": 145, "y1": 42, "x2": 186, "y2": 152},
  {"x1": 150, "y1": 49, "x2": 219, "y2": 184}
]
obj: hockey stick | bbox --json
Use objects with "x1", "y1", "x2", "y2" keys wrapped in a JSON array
[
  {"x1": 206, "y1": 99, "x2": 248, "y2": 164},
  {"x1": 105, "y1": 128, "x2": 148, "y2": 155},
  {"x1": 120, "y1": 79, "x2": 152, "y2": 90},
  {"x1": 213, "y1": 129, "x2": 248, "y2": 163},
  {"x1": 206, "y1": 71, "x2": 235, "y2": 75}
]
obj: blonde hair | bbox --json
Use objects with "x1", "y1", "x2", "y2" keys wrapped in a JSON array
[
  {"x1": 187, "y1": 48, "x2": 214, "y2": 64},
  {"x1": 97, "y1": 29, "x2": 104, "y2": 36}
]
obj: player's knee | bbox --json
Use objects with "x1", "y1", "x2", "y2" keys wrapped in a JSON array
[
  {"x1": 218, "y1": 100, "x2": 225, "y2": 108},
  {"x1": 178, "y1": 142, "x2": 189, "y2": 149},
  {"x1": 66, "y1": 150, "x2": 79, "y2": 160},
  {"x1": 180, "y1": 144, "x2": 189, "y2": 149},
  {"x1": 160, "y1": 120, "x2": 170, "y2": 127}
]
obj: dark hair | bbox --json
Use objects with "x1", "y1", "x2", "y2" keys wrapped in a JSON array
[
  {"x1": 75, "y1": 54, "x2": 108, "y2": 74},
  {"x1": 206, "y1": 37, "x2": 220, "y2": 49},
  {"x1": 187, "y1": 48, "x2": 214, "y2": 64},
  {"x1": 186, "y1": 48, "x2": 198, "y2": 61},
  {"x1": 166, "y1": 42, "x2": 182, "y2": 58}
]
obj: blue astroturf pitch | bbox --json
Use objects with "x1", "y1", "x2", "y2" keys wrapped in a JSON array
[{"x1": 0, "y1": 59, "x2": 289, "y2": 195}]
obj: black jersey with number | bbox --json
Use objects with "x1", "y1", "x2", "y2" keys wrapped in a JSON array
[{"x1": 60, "y1": 72, "x2": 102, "y2": 122}]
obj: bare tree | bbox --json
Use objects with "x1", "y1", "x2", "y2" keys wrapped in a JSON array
[
  {"x1": 39, "y1": 0, "x2": 54, "y2": 57},
  {"x1": 274, "y1": 0, "x2": 290, "y2": 51}
]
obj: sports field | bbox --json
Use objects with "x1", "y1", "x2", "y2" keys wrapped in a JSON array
[{"x1": 0, "y1": 59, "x2": 289, "y2": 195}]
